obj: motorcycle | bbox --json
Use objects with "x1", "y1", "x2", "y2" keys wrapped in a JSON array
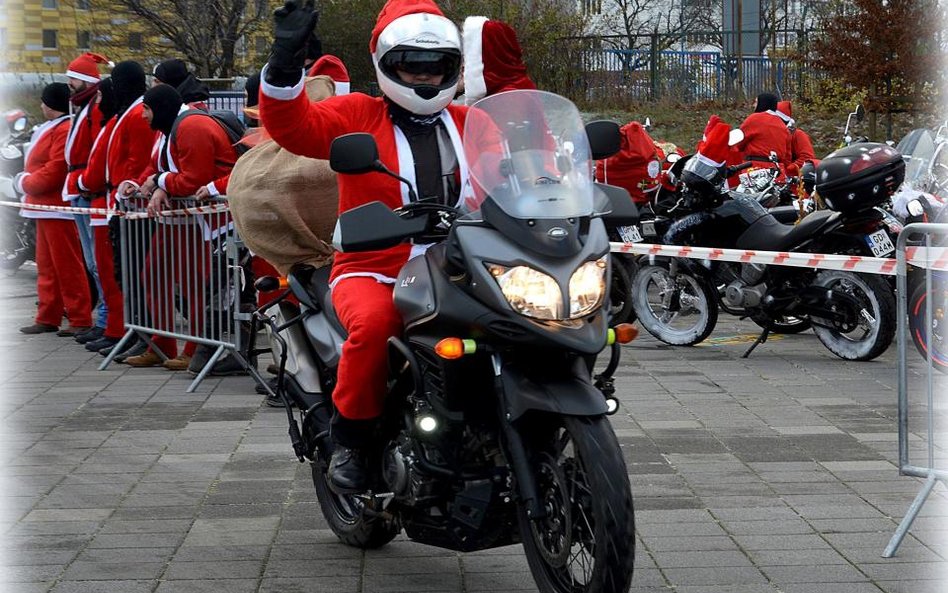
[
  {"x1": 630, "y1": 138, "x2": 900, "y2": 361},
  {"x1": 250, "y1": 91, "x2": 639, "y2": 593},
  {"x1": 0, "y1": 109, "x2": 36, "y2": 271}
]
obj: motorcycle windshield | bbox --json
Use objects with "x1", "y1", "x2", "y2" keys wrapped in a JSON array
[
  {"x1": 462, "y1": 90, "x2": 594, "y2": 219},
  {"x1": 897, "y1": 129, "x2": 936, "y2": 188}
]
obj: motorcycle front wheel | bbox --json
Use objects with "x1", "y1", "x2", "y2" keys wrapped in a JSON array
[
  {"x1": 608, "y1": 255, "x2": 636, "y2": 326},
  {"x1": 631, "y1": 264, "x2": 718, "y2": 345},
  {"x1": 908, "y1": 279, "x2": 948, "y2": 373},
  {"x1": 812, "y1": 271, "x2": 895, "y2": 361},
  {"x1": 518, "y1": 415, "x2": 635, "y2": 593},
  {"x1": 0, "y1": 215, "x2": 33, "y2": 270}
]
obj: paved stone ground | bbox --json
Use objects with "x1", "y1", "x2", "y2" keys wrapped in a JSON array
[{"x1": 1, "y1": 264, "x2": 946, "y2": 593}]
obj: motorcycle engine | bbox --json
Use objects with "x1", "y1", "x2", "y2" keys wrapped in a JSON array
[
  {"x1": 723, "y1": 264, "x2": 768, "y2": 308},
  {"x1": 382, "y1": 433, "x2": 438, "y2": 506}
]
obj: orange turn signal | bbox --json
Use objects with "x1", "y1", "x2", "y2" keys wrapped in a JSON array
[
  {"x1": 434, "y1": 338, "x2": 477, "y2": 360},
  {"x1": 279, "y1": 277, "x2": 289, "y2": 289},
  {"x1": 613, "y1": 323, "x2": 638, "y2": 344}
]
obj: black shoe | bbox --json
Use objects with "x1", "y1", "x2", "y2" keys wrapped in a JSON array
[
  {"x1": 328, "y1": 446, "x2": 371, "y2": 494},
  {"x1": 209, "y1": 353, "x2": 248, "y2": 376},
  {"x1": 85, "y1": 335, "x2": 119, "y2": 352},
  {"x1": 19, "y1": 323, "x2": 59, "y2": 334},
  {"x1": 75, "y1": 327, "x2": 104, "y2": 344},
  {"x1": 114, "y1": 340, "x2": 147, "y2": 363}
]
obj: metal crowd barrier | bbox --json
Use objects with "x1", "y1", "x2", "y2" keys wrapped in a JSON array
[
  {"x1": 883, "y1": 222, "x2": 948, "y2": 557},
  {"x1": 100, "y1": 196, "x2": 268, "y2": 393}
]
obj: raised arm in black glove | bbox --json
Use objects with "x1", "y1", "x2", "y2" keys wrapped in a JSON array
[{"x1": 266, "y1": 0, "x2": 319, "y2": 87}]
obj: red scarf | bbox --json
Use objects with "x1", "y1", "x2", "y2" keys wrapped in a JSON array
[{"x1": 70, "y1": 81, "x2": 101, "y2": 107}]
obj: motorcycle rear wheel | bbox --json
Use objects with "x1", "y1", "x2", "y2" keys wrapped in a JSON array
[
  {"x1": 812, "y1": 271, "x2": 895, "y2": 361},
  {"x1": 632, "y1": 264, "x2": 718, "y2": 345},
  {"x1": 311, "y1": 461, "x2": 400, "y2": 549},
  {"x1": 908, "y1": 280, "x2": 948, "y2": 373},
  {"x1": 518, "y1": 415, "x2": 635, "y2": 593}
]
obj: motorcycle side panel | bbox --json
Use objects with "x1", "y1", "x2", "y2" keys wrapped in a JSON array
[
  {"x1": 266, "y1": 302, "x2": 325, "y2": 394},
  {"x1": 302, "y1": 305, "x2": 345, "y2": 368},
  {"x1": 393, "y1": 256, "x2": 437, "y2": 327}
]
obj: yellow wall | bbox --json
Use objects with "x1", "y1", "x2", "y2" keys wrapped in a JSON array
[{"x1": 1, "y1": 0, "x2": 274, "y2": 75}]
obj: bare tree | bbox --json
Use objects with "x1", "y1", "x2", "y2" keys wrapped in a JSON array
[{"x1": 90, "y1": 0, "x2": 271, "y2": 77}]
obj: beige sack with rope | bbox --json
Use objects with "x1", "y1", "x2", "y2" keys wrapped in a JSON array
[{"x1": 227, "y1": 76, "x2": 338, "y2": 275}]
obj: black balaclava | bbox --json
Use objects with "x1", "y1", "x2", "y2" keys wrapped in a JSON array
[
  {"x1": 153, "y1": 58, "x2": 189, "y2": 88},
  {"x1": 143, "y1": 84, "x2": 183, "y2": 135},
  {"x1": 112, "y1": 60, "x2": 146, "y2": 116},
  {"x1": 97, "y1": 78, "x2": 117, "y2": 124},
  {"x1": 42, "y1": 82, "x2": 70, "y2": 114},
  {"x1": 244, "y1": 72, "x2": 261, "y2": 108},
  {"x1": 754, "y1": 92, "x2": 778, "y2": 113}
]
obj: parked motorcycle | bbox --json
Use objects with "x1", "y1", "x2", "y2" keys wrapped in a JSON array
[
  {"x1": 250, "y1": 91, "x2": 638, "y2": 593},
  {"x1": 0, "y1": 109, "x2": 35, "y2": 271},
  {"x1": 631, "y1": 139, "x2": 901, "y2": 361}
]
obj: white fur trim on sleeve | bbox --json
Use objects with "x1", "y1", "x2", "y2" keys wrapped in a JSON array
[
  {"x1": 206, "y1": 182, "x2": 220, "y2": 197},
  {"x1": 13, "y1": 172, "x2": 29, "y2": 194},
  {"x1": 260, "y1": 64, "x2": 306, "y2": 101},
  {"x1": 157, "y1": 172, "x2": 170, "y2": 191},
  {"x1": 462, "y1": 16, "x2": 488, "y2": 105}
]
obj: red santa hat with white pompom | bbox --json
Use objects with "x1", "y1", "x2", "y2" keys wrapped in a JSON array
[{"x1": 65, "y1": 52, "x2": 113, "y2": 83}]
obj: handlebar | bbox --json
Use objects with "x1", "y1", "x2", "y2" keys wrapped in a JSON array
[{"x1": 726, "y1": 162, "x2": 754, "y2": 177}]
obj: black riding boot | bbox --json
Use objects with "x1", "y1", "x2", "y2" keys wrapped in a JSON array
[{"x1": 328, "y1": 414, "x2": 378, "y2": 495}]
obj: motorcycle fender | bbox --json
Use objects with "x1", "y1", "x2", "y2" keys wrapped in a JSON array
[{"x1": 500, "y1": 361, "x2": 608, "y2": 421}]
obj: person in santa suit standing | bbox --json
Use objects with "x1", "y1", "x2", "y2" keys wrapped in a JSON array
[
  {"x1": 123, "y1": 85, "x2": 239, "y2": 371},
  {"x1": 459, "y1": 16, "x2": 536, "y2": 105},
  {"x1": 78, "y1": 61, "x2": 159, "y2": 355},
  {"x1": 260, "y1": 0, "x2": 470, "y2": 494},
  {"x1": 16, "y1": 83, "x2": 93, "y2": 335},
  {"x1": 152, "y1": 58, "x2": 211, "y2": 110},
  {"x1": 737, "y1": 92, "x2": 792, "y2": 174},
  {"x1": 63, "y1": 52, "x2": 111, "y2": 341},
  {"x1": 775, "y1": 100, "x2": 816, "y2": 178}
]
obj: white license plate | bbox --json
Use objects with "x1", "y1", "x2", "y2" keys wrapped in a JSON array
[
  {"x1": 866, "y1": 229, "x2": 895, "y2": 257},
  {"x1": 617, "y1": 225, "x2": 644, "y2": 243}
]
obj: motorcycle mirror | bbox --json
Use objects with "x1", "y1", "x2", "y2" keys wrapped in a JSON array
[
  {"x1": 855, "y1": 104, "x2": 865, "y2": 122},
  {"x1": 12, "y1": 117, "x2": 27, "y2": 133},
  {"x1": 585, "y1": 120, "x2": 621, "y2": 160},
  {"x1": 329, "y1": 133, "x2": 383, "y2": 175},
  {"x1": 594, "y1": 183, "x2": 640, "y2": 226},
  {"x1": 727, "y1": 128, "x2": 744, "y2": 147}
]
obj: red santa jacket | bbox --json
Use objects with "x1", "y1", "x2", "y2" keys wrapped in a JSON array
[
  {"x1": 595, "y1": 122, "x2": 661, "y2": 204},
  {"x1": 788, "y1": 128, "x2": 816, "y2": 176},
  {"x1": 153, "y1": 111, "x2": 239, "y2": 197},
  {"x1": 78, "y1": 118, "x2": 116, "y2": 226},
  {"x1": 16, "y1": 115, "x2": 72, "y2": 220},
  {"x1": 738, "y1": 111, "x2": 792, "y2": 167},
  {"x1": 63, "y1": 100, "x2": 103, "y2": 200},
  {"x1": 79, "y1": 98, "x2": 158, "y2": 222},
  {"x1": 260, "y1": 71, "x2": 471, "y2": 286}
]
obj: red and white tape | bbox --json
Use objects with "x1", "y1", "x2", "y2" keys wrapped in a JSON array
[
  {"x1": 0, "y1": 200, "x2": 230, "y2": 219},
  {"x1": 610, "y1": 242, "x2": 948, "y2": 274}
]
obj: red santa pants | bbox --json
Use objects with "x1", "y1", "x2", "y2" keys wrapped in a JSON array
[
  {"x1": 34, "y1": 218, "x2": 92, "y2": 327},
  {"x1": 142, "y1": 225, "x2": 210, "y2": 359},
  {"x1": 331, "y1": 277, "x2": 403, "y2": 420},
  {"x1": 93, "y1": 225, "x2": 124, "y2": 339}
]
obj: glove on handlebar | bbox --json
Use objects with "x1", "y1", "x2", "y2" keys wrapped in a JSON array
[{"x1": 266, "y1": 0, "x2": 319, "y2": 87}]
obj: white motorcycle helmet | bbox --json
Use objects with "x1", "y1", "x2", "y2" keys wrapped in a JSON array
[{"x1": 372, "y1": 12, "x2": 461, "y2": 115}]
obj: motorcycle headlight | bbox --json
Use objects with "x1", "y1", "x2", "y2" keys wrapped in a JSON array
[
  {"x1": 487, "y1": 264, "x2": 562, "y2": 320},
  {"x1": 569, "y1": 256, "x2": 607, "y2": 318}
]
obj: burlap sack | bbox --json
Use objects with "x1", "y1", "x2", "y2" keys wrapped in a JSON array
[{"x1": 227, "y1": 76, "x2": 338, "y2": 275}]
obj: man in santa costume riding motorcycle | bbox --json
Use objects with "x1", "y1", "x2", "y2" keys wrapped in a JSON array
[{"x1": 260, "y1": 0, "x2": 470, "y2": 494}]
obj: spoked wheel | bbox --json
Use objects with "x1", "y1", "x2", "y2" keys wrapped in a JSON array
[
  {"x1": 753, "y1": 315, "x2": 811, "y2": 334},
  {"x1": 811, "y1": 271, "x2": 895, "y2": 361},
  {"x1": 908, "y1": 279, "x2": 948, "y2": 373},
  {"x1": 631, "y1": 264, "x2": 718, "y2": 345},
  {"x1": 0, "y1": 215, "x2": 33, "y2": 271},
  {"x1": 518, "y1": 415, "x2": 635, "y2": 593},
  {"x1": 311, "y1": 456, "x2": 400, "y2": 549}
]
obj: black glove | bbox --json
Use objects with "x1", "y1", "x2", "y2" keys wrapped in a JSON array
[{"x1": 266, "y1": 0, "x2": 319, "y2": 87}]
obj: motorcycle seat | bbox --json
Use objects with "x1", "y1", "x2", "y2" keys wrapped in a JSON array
[
  {"x1": 287, "y1": 264, "x2": 348, "y2": 339},
  {"x1": 736, "y1": 209, "x2": 841, "y2": 252}
]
